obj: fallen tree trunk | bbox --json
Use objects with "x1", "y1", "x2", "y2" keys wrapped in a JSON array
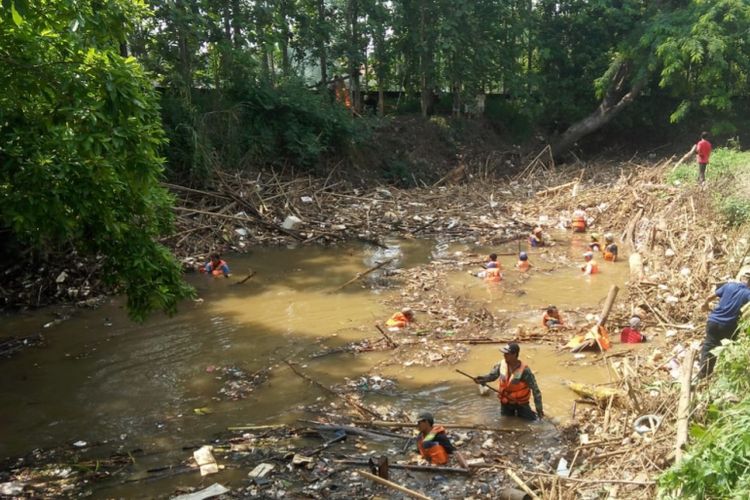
[{"x1": 551, "y1": 61, "x2": 647, "y2": 159}]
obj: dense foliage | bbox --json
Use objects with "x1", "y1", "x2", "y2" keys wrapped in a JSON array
[
  {"x1": 659, "y1": 320, "x2": 750, "y2": 498},
  {"x1": 0, "y1": 0, "x2": 194, "y2": 320},
  {"x1": 122, "y1": 0, "x2": 750, "y2": 174}
]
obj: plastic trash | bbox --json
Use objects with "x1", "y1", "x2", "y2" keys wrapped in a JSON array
[{"x1": 282, "y1": 215, "x2": 303, "y2": 230}]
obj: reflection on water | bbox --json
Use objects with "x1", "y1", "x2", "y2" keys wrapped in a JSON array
[{"x1": 0, "y1": 235, "x2": 628, "y2": 494}]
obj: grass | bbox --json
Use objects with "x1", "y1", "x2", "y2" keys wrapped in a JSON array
[
  {"x1": 667, "y1": 147, "x2": 750, "y2": 227},
  {"x1": 658, "y1": 322, "x2": 750, "y2": 499}
]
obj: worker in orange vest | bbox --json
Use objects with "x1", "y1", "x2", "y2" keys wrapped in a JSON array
[
  {"x1": 415, "y1": 412, "x2": 456, "y2": 465},
  {"x1": 486, "y1": 253, "x2": 501, "y2": 269},
  {"x1": 581, "y1": 251, "x2": 599, "y2": 275},
  {"x1": 201, "y1": 253, "x2": 231, "y2": 278},
  {"x1": 603, "y1": 233, "x2": 618, "y2": 262},
  {"x1": 516, "y1": 251, "x2": 531, "y2": 272},
  {"x1": 572, "y1": 207, "x2": 587, "y2": 233},
  {"x1": 474, "y1": 343, "x2": 544, "y2": 420},
  {"x1": 385, "y1": 308, "x2": 414, "y2": 329},
  {"x1": 542, "y1": 305, "x2": 564, "y2": 329}
]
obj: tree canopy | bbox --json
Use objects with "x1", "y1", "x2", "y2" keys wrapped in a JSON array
[{"x1": 0, "y1": 0, "x2": 194, "y2": 320}]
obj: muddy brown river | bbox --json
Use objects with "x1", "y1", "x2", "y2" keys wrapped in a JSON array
[{"x1": 0, "y1": 234, "x2": 634, "y2": 496}]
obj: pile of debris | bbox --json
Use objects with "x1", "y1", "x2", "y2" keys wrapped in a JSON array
[{"x1": 164, "y1": 169, "x2": 536, "y2": 265}]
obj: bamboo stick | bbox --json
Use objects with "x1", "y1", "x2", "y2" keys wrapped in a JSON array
[
  {"x1": 352, "y1": 420, "x2": 529, "y2": 433},
  {"x1": 675, "y1": 349, "x2": 695, "y2": 462},
  {"x1": 337, "y1": 460, "x2": 470, "y2": 474},
  {"x1": 356, "y1": 470, "x2": 432, "y2": 500},
  {"x1": 506, "y1": 468, "x2": 541, "y2": 500},
  {"x1": 374, "y1": 324, "x2": 398, "y2": 348},
  {"x1": 331, "y1": 259, "x2": 393, "y2": 292}
]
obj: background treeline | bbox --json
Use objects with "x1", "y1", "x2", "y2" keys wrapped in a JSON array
[{"x1": 125, "y1": 0, "x2": 750, "y2": 181}]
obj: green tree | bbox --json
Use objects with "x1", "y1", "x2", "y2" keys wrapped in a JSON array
[
  {"x1": 551, "y1": 0, "x2": 750, "y2": 157},
  {"x1": 0, "y1": 0, "x2": 194, "y2": 321}
]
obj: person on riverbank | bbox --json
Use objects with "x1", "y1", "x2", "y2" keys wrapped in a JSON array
[
  {"x1": 694, "y1": 132, "x2": 712, "y2": 184},
  {"x1": 474, "y1": 343, "x2": 544, "y2": 421},
  {"x1": 517, "y1": 251, "x2": 531, "y2": 272},
  {"x1": 572, "y1": 207, "x2": 587, "y2": 233},
  {"x1": 201, "y1": 253, "x2": 231, "y2": 277},
  {"x1": 621, "y1": 316, "x2": 647, "y2": 343},
  {"x1": 542, "y1": 305, "x2": 564, "y2": 329},
  {"x1": 581, "y1": 251, "x2": 599, "y2": 275},
  {"x1": 386, "y1": 308, "x2": 414, "y2": 329},
  {"x1": 698, "y1": 271, "x2": 750, "y2": 377},
  {"x1": 529, "y1": 227, "x2": 545, "y2": 248},
  {"x1": 603, "y1": 233, "x2": 618, "y2": 262}
]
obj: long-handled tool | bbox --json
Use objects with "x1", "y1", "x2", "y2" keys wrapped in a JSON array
[{"x1": 455, "y1": 369, "x2": 500, "y2": 394}]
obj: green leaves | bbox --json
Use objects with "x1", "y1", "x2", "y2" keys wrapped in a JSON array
[{"x1": 0, "y1": 0, "x2": 194, "y2": 321}]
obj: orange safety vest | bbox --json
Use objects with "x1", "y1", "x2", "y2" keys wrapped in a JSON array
[
  {"x1": 207, "y1": 260, "x2": 227, "y2": 276},
  {"x1": 417, "y1": 425, "x2": 449, "y2": 465},
  {"x1": 604, "y1": 244, "x2": 617, "y2": 262},
  {"x1": 498, "y1": 362, "x2": 531, "y2": 405},
  {"x1": 572, "y1": 216, "x2": 586, "y2": 232},
  {"x1": 517, "y1": 260, "x2": 530, "y2": 272},
  {"x1": 386, "y1": 312, "x2": 410, "y2": 328},
  {"x1": 582, "y1": 260, "x2": 599, "y2": 274},
  {"x1": 485, "y1": 267, "x2": 502, "y2": 282}
]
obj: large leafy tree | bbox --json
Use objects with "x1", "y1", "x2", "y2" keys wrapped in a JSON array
[
  {"x1": 0, "y1": 0, "x2": 194, "y2": 320},
  {"x1": 551, "y1": 0, "x2": 750, "y2": 157}
]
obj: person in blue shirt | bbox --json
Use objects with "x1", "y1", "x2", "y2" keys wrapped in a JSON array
[{"x1": 699, "y1": 271, "x2": 750, "y2": 377}]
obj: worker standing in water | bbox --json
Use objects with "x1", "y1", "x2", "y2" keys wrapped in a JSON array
[
  {"x1": 572, "y1": 207, "x2": 587, "y2": 233},
  {"x1": 201, "y1": 253, "x2": 231, "y2": 278},
  {"x1": 528, "y1": 227, "x2": 545, "y2": 248},
  {"x1": 581, "y1": 251, "x2": 599, "y2": 275},
  {"x1": 474, "y1": 343, "x2": 544, "y2": 421},
  {"x1": 516, "y1": 251, "x2": 531, "y2": 272},
  {"x1": 542, "y1": 305, "x2": 564, "y2": 329},
  {"x1": 588, "y1": 233, "x2": 601, "y2": 252},
  {"x1": 414, "y1": 412, "x2": 468, "y2": 467},
  {"x1": 603, "y1": 233, "x2": 618, "y2": 262},
  {"x1": 486, "y1": 253, "x2": 501, "y2": 269},
  {"x1": 386, "y1": 307, "x2": 414, "y2": 329}
]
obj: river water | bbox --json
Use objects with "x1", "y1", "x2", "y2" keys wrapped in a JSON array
[{"x1": 0, "y1": 234, "x2": 633, "y2": 496}]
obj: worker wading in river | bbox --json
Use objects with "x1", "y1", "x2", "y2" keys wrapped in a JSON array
[
  {"x1": 200, "y1": 252, "x2": 231, "y2": 278},
  {"x1": 572, "y1": 207, "x2": 587, "y2": 233},
  {"x1": 603, "y1": 233, "x2": 618, "y2": 262},
  {"x1": 517, "y1": 251, "x2": 531, "y2": 272},
  {"x1": 385, "y1": 307, "x2": 414, "y2": 329},
  {"x1": 474, "y1": 343, "x2": 544, "y2": 421},
  {"x1": 581, "y1": 251, "x2": 599, "y2": 275}
]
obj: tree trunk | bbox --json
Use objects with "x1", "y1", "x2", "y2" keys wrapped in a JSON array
[
  {"x1": 317, "y1": 0, "x2": 328, "y2": 86},
  {"x1": 551, "y1": 62, "x2": 646, "y2": 159},
  {"x1": 279, "y1": 0, "x2": 291, "y2": 76},
  {"x1": 378, "y1": 77, "x2": 385, "y2": 117},
  {"x1": 347, "y1": 0, "x2": 361, "y2": 113},
  {"x1": 452, "y1": 82, "x2": 461, "y2": 118},
  {"x1": 418, "y1": 1, "x2": 432, "y2": 117},
  {"x1": 232, "y1": 0, "x2": 242, "y2": 48}
]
